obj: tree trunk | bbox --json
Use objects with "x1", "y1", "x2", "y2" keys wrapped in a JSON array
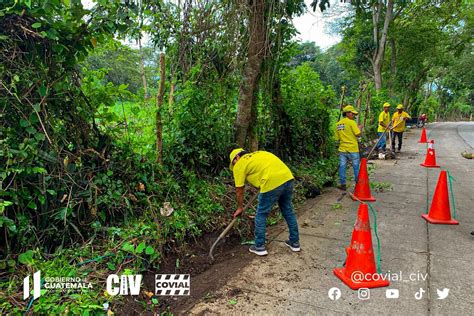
[
  {"x1": 138, "y1": 37, "x2": 149, "y2": 100},
  {"x1": 355, "y1": 82, "x2": 366, "y2": 124},
  {"x1": 156, "y1": 53, "x2": 166, "y2": 164},
  {"x1": 168, "y1": 74, "x2": 175, "y2": 109},
  {"x1": 234, "y1": 0, "x2": 266, "y2": 147},
  {"x1": 363, "y1": 90, "x2": 371, "y2": 130},
  {"x1": 388, "y1": 37, "x2": 397, "y2": 94},
  {"x1": 372, "y1": 0, "x2": 394, "y2": 91},
  {"x1": 403, "y1": 94, "x2": 410, "y2": 108},
  {"x1": 248, "y1": 82, "x2": 260, "y2": 152}
]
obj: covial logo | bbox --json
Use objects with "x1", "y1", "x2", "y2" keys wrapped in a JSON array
[
  {"x1": 155, "y1": 274, "x2": 190, "y2": 295},
  {"x1": 106, "y1": 275, "x2": 142, "y2": 296},
  {"x1": 328, "y1": 287, "x2": 342, "y2": 301},
  {"x1": 24, "y1": 271, "x2": 41, "y2": 300}
]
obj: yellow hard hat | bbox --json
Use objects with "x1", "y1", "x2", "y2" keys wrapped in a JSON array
[
  {"x1": 342, "y1": 105, "x2": 358, "y2": 114},
  {"x1": 396, "y1": 104, "x2": 404, "y2": 110},
  {"x1": 383, "y1": 102, "x2": 391, "y2": 108},
  {"x1": 229, "y1": 148, "x2": 244, "y2": 170}
]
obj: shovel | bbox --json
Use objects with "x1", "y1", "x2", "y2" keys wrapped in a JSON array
[{"x1": 209, "y1": 192, "x2": 259, "y2": 261}]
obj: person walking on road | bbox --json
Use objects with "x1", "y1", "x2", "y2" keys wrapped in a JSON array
[
  {"x1": 375, "y1": 102, "x2": 391, "y2": 153},
  {"x1": 391, "y1": 104, "x2": 411, "y2": 153},
  {"x1": 229, "y1": 149, "x2": 300, "y2": 256},
  {"x1": 335, "y1": 105, "x2": 363, "y2": 191}
]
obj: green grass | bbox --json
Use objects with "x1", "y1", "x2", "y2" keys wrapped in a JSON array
[{"x1": 370, "y1": 181, "x2": 393, "y2": 192}]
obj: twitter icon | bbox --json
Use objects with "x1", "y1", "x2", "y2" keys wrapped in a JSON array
[{"x1": 436, "y1": 288, "x2": 450, "y2": 300}]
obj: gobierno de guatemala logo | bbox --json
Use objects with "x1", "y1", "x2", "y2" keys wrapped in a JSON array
[{"x1": 23, "y1": 271, "x2": 93, "y2": 300}]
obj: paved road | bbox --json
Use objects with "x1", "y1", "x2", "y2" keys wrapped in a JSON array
[{"x1": 190, "y1": 122, "x2": 474, "y2": 315}]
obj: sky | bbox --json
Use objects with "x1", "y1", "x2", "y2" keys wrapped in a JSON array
[
  {"x1": 293, "y1": 0, "x2": 352, "y2": 49},
  {"x1": 82, "y1": 0, "x2": 352, "y2": 50}
]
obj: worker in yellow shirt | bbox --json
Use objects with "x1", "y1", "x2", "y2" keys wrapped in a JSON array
[
  {"x1": 391, "y1": 104, "x2": 411, "y2": 153},
  {"x1": 375, "y1": 102, "x2": 391, "y2": 153},
  {"x1": 229, "y1": 149, "x2": 300, "y2": 256},
  {"x1": 335, "y1": 105, "x2": 363, "y2": 191}
]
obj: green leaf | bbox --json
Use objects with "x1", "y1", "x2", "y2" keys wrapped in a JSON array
[
  {"x1": 18, "y1": 250, "x2": 34, "y2": 265},
  {"x1": 228, "y1": 299, "x2": 238, "y2": 305},
  {"x1": 32, "y1": 104, "x2": 41, "y2": 112},
  {"x1": 121, "y1": 242, "x2": 135, "y2": 253},
  {"x1": 0, "y1": 215, "x2": 16, "y2": 232},
  {"x1": 13, "y1": 75, "x2": 20, "y2": 82},
  {"x1": 99, "y1": 211, "x2": 106, "y2": 222},
  {"x1": 27, "y1": 201, "x2": 37, "y2": 210},
  {"x1": 151, "y1": 298, "x2": 158, "y2": 305},
  {"x1": 34, "y1": 133, "x2": 45, "y2": 141},
  {"x1": 47, "y1": 189, "x2": 56, "y2": 195},
  {"x1": 145, "y1": 246, "x2": 154, "y2": 255},
  {"x1": 39, "y1": 85, "x2": 47, "y2": 97},
  {"x1": 20, "y1": 119, "x2": 29, "y2": 127},
  {"x1": 32, "y1": 167, "x2": 47, "y2": 174},
  {"x1": 38, "y1": 195, "x2": 46, "y2": 205},
  {"x1": 55, "y1": 207, "x2": 69, "y2": 220},
  {"x1": 32, "y1": 22, "x2": 41, "y2": 29},
  {"x1": 107, "y1": 262, "x2": 116, "y2": 271},
  {"x1": 136, "y1": 242, "x2": 146, "y2": 254},
  {"x1": 26, "y1": 126, "x2": 36, "y2": 134}
]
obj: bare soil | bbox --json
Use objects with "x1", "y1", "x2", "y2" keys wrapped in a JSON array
[{"x1": 118, "y1": 231, "x2": 255, "y2": 315}]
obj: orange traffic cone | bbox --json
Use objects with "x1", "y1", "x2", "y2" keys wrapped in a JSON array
[
  {"x1": 420, "y1": 140, "x2": 440, "y2": 168},
  {"x1": 334, "y1": 203, "x2": 390, "y2": 289},
  {"x1": 418, "y1": 127, "x2": 428, "y2": 143},
  {"x1": 422, "y1": 171, "x2": 459, "y2": 225},
  {"x1": 352, "y1": 158, "x2": 376, "y2": 202}
]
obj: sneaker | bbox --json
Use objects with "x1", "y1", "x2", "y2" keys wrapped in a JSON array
[
  {"x1": 249, "y1": 245, "x2": 268, "y2": 256},
  {"x1": 337, "y1": 184, "x2": 347, "y2": 191},
  {"x1": 284, "y1": 240, "x2": 301, "y2": 252}
]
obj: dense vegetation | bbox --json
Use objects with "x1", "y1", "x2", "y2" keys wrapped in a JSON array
[{"x1": 1, "y1": 0, "x2": 472, "y2": 313}]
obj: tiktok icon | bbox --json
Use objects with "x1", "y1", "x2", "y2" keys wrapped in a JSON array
[{"x1": 415, "y1": 288, "x2": 425, "y2": 300}]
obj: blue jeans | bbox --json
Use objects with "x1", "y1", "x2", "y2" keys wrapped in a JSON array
[
  {"x1": 375, "y1": 132, "x2": 386, "y2": 150},
  {"x1": 255, "y1": 180, "x2": 299, "y2": 247},
  {"x1": 339, "y1": 152, "x2": 360, "y2": 185}
]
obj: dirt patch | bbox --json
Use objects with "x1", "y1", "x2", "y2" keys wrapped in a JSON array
[
  {"x1": 117, "y1": 231, "x2": 254, "y2": 315},
  {"x1": 115, "y1": 187, "x2": 328, "y2": 315}
]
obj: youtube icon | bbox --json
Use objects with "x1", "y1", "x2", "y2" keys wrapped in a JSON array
[{"x1": 386, "y1": 289, "x2": 399, "y2": 299}]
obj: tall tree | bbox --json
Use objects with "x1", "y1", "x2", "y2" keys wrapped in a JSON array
[
  {"x1": 138, "y1": 37, "x2": 149, "y2": 99},
  {"x1": 234, "y1": 0, "x2": 267, "y2": 148},
  {"x1": 371, "y1": 0, "x2": 393, "y2": 90},
  {"x1": 156, "y1": 53, "x2": 166, "y2": 163}
]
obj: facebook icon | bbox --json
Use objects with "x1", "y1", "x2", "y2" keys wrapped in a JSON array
[{"x1": 328, "y1": 287, "x2": 342, "y2": 301}]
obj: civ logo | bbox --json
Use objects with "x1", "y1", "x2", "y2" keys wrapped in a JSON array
[
  {"x1": 23, "y1": 271, "x2": 41, "y2": 300},
  {"x1": 106, "y1": 274, "x2": 142, "y2": 296}
]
